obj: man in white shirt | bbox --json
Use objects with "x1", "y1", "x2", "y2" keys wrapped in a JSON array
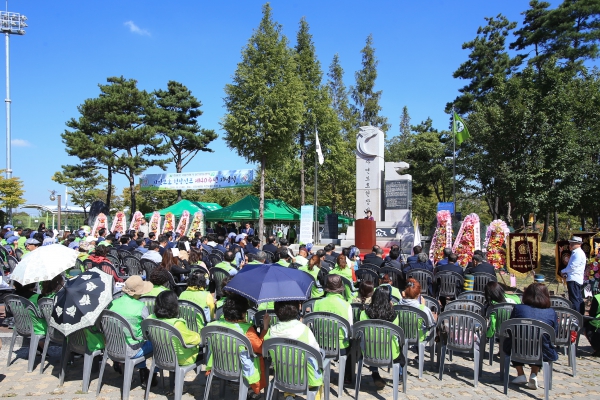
[
  {"x1": 561, "y1": 236, "x2": 587, "y2": 314},
  {"x1": 141, "y1": 241, "x2": 163, "y2": 264}
]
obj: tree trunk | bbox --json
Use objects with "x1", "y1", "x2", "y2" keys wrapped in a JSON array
[
  {"x1": 541, "y1": 212, "x2": 549, "y2": 241},
  {"x1": 331, "y1": 179, "x2": 337, "y2": 214},
  {"x1": 553, "y1": 210, "x2": 559, "y2": 243},
  {"x1": 581, "y1": 215, "x2": 586, "y2": 231},
  {"x1": 176, "y1": 159, "x2": 183, "y2": 202},
  {"x1": 300, "y1": 132, "x2": 305, "y2": 205},
  {"x1": 106, "y1": 168, "x2": 113, "y2": 211},
  {"x1": 259, "y1": 155, "x2": 266, "y2": 244},
  {"x1": 129, "y1": 175, "x2": 136, "y2": 215}
]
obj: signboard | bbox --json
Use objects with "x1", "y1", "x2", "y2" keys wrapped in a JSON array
[
  {"x1": 140, "y1": 169, "x2": 254, "y2": 191},
  {"x1": 299, "y1": 205, "x2": 314, "y2": 244},
  {"x1": 506, "y1": 233, "x2": 541, "y2": 277},
  {"x1": 375, "y1": 227, "x2": 397, "y2": 238},
  {"x1": 437, "y1": 202, "x2": 454, "y2": 214},
  {"x1": 384, "y1": 180, "x2": 412, "y2": 210}
]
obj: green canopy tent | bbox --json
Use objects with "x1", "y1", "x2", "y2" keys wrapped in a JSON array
[
  {"x1": 144, "y1": 199, "x2": 222, "y2": 219},
  {"x1": 204, "y1": 195, "x2": 300, "y2": 222}
]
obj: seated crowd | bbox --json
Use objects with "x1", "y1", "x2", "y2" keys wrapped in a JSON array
[{"x1": 3, "y1": 221, "x2": 599, "y2": 399}]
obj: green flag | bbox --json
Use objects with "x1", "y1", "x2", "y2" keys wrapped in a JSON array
[{"x1": 453, "y1": 112, "x2": 470, "y2": 146}]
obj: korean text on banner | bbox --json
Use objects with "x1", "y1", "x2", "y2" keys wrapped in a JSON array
[
  {"x1": 299, "y1": 205, "x2": 314, "y2": 244},
  {"x1": 139, "y1": 169, "x2": 255, "y2": 191}
]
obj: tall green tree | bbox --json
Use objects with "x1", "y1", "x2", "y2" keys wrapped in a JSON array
[
  {"x1": 546, "y1": 0, "x2": 600, "y2": 64},
  {"x1": 327, "y1": 53, "x2": 357, "y2": 214},
  {"x1": 222, "y1": 3, "x2": 304, "y2": 240},
  {"x1": 62, "y1": 76, "x2": 171, "y2": 212},
  {"x1": 150, "y1": 81, "x2": 217, "y2": 201},
  {"x1": 509, "y1": 0, "x2": 553, "y2": 72},
  {"x1": 294, "y1": 17, "x2": 339, "y2": 205},
  {"x1": 351, "y1": 34, "x2": 390, "y2": 132},
  {"x1": 449, "y1": 14, "x2": 523, "y2": 113},
  {"x1": 52, "y1": 162, "x2": 107, "y2": 218}
]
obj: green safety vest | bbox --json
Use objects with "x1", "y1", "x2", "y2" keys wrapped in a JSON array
[
  {"x1": 108, "y1": 294, "x2": 146, "y2": 345},
  {"x1": 179, "y1": 289, "x2": 212, "y2": 324},
  {"x1": 149, "y1": 316, "x2": 201, "y2": 366},
  {"x1": 486, "y1": 294, "x2": 521, "y2": 338},
  {"x1": 146, "y1": 285, "x2": 168, "y2": 297},
  {"x1": 214, "y1": 261, "x2": 236, "y2": 274},
  {"x1": 29, "y1": 294, "x2": 47, "y2": 336},
  {"x1": 359, "y1": 310, "x2": 401, "y2": 360},
  {"x1": 206, "y1": 319, "x2": 261, "y2": 385},
  {"x1": 264, "y1": 321, "x2": 323, "y2": 388},
  {"x1": 298, "y1": 265, "x2": 324, "y2": 299},
  {"x1": 313, "y1": 293, "x2": 351, "y2": 348},
  {"x1": 276, "y1": 259, "x2": 290, "y2": 268},
  {"x1": 590, "y1": 293, "x2": 600, "y2": 329},
  {"x1": 331, "y1": 266, "x2": 353, "y2": 282}
]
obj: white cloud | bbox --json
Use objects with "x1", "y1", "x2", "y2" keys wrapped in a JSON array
[
  {"x1": 11, "y1": 139, "x2": 30, "y2": 147},
  {"x1": 124, "y1": 21, "x2": 150, "y2": 36}
]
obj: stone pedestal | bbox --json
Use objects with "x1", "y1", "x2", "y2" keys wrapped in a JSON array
[{"x1": 356, "y1": 126, "x2": 385, "y2": 220}]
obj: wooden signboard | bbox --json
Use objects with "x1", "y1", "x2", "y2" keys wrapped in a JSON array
[
  {"x1": 506, "y1": 232, "x2": 541, "y2": 277},
  {"x1": 555, "y1": 240, "x2": 571, "y2": 283}
]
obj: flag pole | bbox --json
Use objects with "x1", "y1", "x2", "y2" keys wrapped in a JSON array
[
  {"x1": 452, "y1": 108, "x2": 456, "y2": 218},
  {"x1": 314, "y1": 128, "x2": 319, "y2": 245}
]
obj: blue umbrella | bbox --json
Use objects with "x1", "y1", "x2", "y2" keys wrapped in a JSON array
[{"x1": 225, "y1": 263, "x2": 314, "y2": 304}]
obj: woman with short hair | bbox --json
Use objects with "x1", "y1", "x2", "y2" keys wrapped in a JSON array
[
  {"x1": 484, "y1": 281, "x2": 521, "y2": 339},
  {"x1": 179, "y1": 270, "x2": 214, "y2": 322},
  {"x1": 503, "y1": 283, "x2": 558, "y2": 390},
  {"x1": 151, "y1": 291, "x2": 201, "y2": 366},
  {"x1": 206, "y1": 293, "x2": 268, "y2": 399},
  {"x1": 359, "y1": 285, "x2": 404, "y2": 387}
]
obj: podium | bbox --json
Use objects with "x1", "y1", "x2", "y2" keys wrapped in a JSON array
[{"x1": 355, "y1": 219, "x2": 376, "y2": 253}]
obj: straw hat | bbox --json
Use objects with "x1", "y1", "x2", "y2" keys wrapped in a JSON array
[{"x1": 121, "y1": 275, "x2": 153, "y2": 296}]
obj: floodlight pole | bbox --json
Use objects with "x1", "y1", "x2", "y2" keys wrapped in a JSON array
[{"x1": 0, "y1": 9, "x2": 26, "y2": 224}]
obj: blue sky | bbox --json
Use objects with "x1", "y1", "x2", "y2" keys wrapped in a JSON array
[{"x1": 3, "y1": 0, "x2": 561, "y2": 213}]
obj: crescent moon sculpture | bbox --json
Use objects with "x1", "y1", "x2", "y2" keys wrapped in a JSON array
[{"x1": 356, "y1": 126, "x2": 381, "y2": 158}]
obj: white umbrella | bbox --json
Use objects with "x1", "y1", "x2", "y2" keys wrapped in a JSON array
[{"x1": 11, "y1": 244, "x2": 78, "y2": 285}]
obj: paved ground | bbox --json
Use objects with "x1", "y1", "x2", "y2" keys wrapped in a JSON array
[{"x1": 0, "y1": 331, "x2": 599, "y2": 400}]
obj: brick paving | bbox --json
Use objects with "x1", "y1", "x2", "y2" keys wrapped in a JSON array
[{"x1": 1, "y1": 331, "x2": 599, "y2": 400}]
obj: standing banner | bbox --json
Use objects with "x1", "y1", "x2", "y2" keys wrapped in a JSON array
[
  {"x1": 299, "y1": 205, "x2": 314, "y2": 244},
  {"x1": 140, "y1": 169, "x2": 254, "y2": 191},
  {"x1": 506, "y1": 232, "x2": 540, "y2": 277}
]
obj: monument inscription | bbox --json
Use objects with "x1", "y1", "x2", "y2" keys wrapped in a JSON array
[{"x1": 385, "y1": 180, "x2": 412, "y2": 210}]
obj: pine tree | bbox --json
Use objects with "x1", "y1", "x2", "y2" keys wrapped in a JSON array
[
  {"x1": 222, "y1": 3, "x2": 304, "y2": 240},
  {"x1": 150, "y1": 81, "x2": 217, "y2": 201},
  {"x1": 327, "y1": 53, "x2": 357, "y2": 214},
  {"x1": 351, "y1": 34, "x2": 390, "y2": 132},
  {"x1": 509, "y1": 0, "x2": 553, "y2": 72},
  {"x1": 449, "y1": 15, "x2": 523, "y2": 113},
  {"x1": 294, "y1": 17, "x2": 338, "y2": 206},
  {"x1": 62, "y1": 76, "x2": 171, "y2": 213}
]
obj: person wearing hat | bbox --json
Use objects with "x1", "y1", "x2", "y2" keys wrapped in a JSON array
[
  {"x1": 22, "y1": 238, "x2": 41, "y2": 257},
  {"x1": 107, "y1": 275, "x2": 158, "y2": 388},
  {"x1": 561, "y1": 236, "x2": 587, "y2": 314}
]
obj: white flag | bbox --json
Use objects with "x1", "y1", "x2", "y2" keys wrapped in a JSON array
[{"x1": 315, "y1": 130, "x2": 324, "y2": 166}]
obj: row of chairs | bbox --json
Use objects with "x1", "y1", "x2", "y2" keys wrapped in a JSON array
[{"x1": 6, "y1": 287, "x2": 584, "y2": 400}]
